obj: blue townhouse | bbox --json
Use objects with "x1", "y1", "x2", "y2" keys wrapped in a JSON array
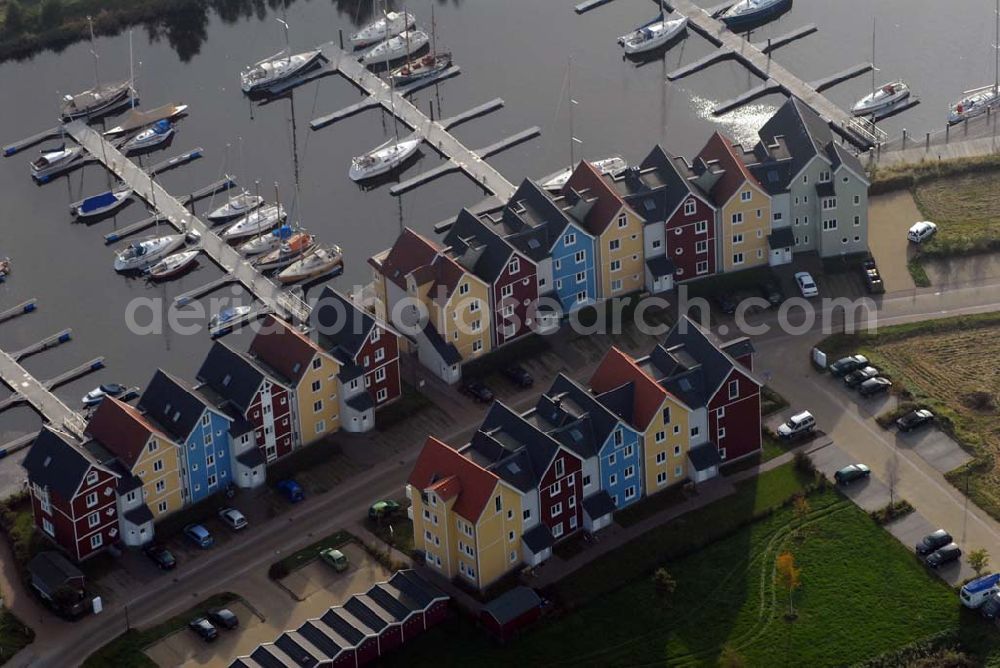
[
  {"x1": 481, "y1": 178, "x2": 597, "y2": 316},
  {"x1": 138, "y1": 369, "x2": 247, "y2": 504}
]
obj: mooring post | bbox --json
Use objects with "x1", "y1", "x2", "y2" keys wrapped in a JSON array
[
  {"x1": 964, "y1": 117, "x2": 969, "y2": 134},
  {"x1": 925, "y1": 132, "x2": 930, "y2": 149},
  {"x1": 902, "y1": 128, "x2": 907, "y2": 149},
  {"x1": 945, "y1": 124, "x2": 950, "y2": 143},
  {"x1": 429, "y1": 100, "x2": 434, "y2": 122},
  {"x1": 339, "y1": 29, "x2": 344, "y2": 51}
]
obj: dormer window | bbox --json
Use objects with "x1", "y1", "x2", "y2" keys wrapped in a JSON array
[
  {"x1": 508, "y1": 257, "x2": 520, "y2": 275},
  {"x1": 617, "y1": 213, "x2": 628, "y2": 228},
  {"x1": 222, "y1": 374, "x2": 232, "y2": 387},
  {"x1": 740, "y1": 190, "x2": 751, "y2": 202},
  {"x1": 684, "y1": 199, "x2": 696, "y2": 216},
  {"x1": 371, "y1": 328, "x2": 381, "y2": 343},
  {"x1": 292, "y1": 362, "x2": 301, "y2": 375},
  {"x1": 86, "y1": 470, "x2": 99, "y2": 486}
]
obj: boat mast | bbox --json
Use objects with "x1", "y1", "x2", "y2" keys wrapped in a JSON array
[
  {"x1": 568, "y1": 56, "x2": 579, "y2": 168},
  {"x1": 129, "y1": 30, "x2": 136, "y2": 109},
  {"x1": 384, "y1": 1, "x2": 400, "y2": 149},
  {"x1": 88, "y1": 16, "x2": 101, "y2": 91},
  {"x1": 430, "y1": 3, "x2": 437, "y2": 56},
  {"x1": 995, "y1": 0, "x2": 999, "y2": 96},
  {"x1": 870, "y1": 16, "x2": 876, "y2": 97},
  {"x1": 277, "y1": 17, "x2": 291, "y2": 66}
]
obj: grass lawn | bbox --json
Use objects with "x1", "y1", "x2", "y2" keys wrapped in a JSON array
[
  {"x1": 388, "y1": 485, "x2": 965, "y2": 667},
  {"x1": 269, "y1": 530, "x2": 353, "y2": 579},
  {"x1": 366, "y1": 515, "x2": 414, "y2": 556},
  {"x1": 0, "y1": 609, "x2": 34, "y2": 665},
  {"x1": 817, "y1": 312, "x2": 1000, "y2": 520},
  {"x1": 82, "y1": 592, "x2": 238, "y2": 668},
  {"x1": 913, "y1": 171, "x2": 1000, "y2": 257}
]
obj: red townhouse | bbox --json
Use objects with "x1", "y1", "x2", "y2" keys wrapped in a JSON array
[
  {"x1": 443, "y1": 209, "x2": 538, "y2": 348},
  {"x1": 23, "y1": 428, "x2": 120, "y2": 561},
  {"x1": 197, "y1": 341, "x2": 295, "y2": 464},
  {"x1": 314, "y1": 287, "x2": 401, "y2": 408}
]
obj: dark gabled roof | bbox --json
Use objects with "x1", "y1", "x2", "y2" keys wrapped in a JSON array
[
  {"x1": 494, "y1": 179, "x2": 575, "y2": 259},
  {"x1": 582, "y1": 490, "x2": 617, "y2": 519},
  {"x1": 366, "y1": 584, "x2": 412, "y2": 621},
  {"x1": 475, "y1": 402, "x2": 563, "y2": 488},
  {"x1": 22, "y1": 428, "x2": 101, "y2": 500},
  {"x1": 273, "y1": 632, "x2": 322, "y2": 665},
  {"x1": 482, "y1": 586, "x2": 542, "y2": 625},
  {"x1": 237, "y1": 448, "x2": 266, "y2": 468},
  {"x1": 250, "y1": 316, "x2": 326, "y2": 386},
  {"x1": 828, "y1": 141, "x2": 867, "y2": 181},
  {"x1": 530, "y1": 397, "x2": 598, "y2": 461},
  {"x1": 422, "y1": 322, "x2": 462, "y2": 365},
  {"x1": 646, "y1": 255, "x2": 676, "y2": 277},
  {"x1": 688, "y1": 443, "x2": 721, "y2": 471},
  {"x1": 250, "y1": 643, "x2": 299, "y2": 668},
  {"x1": 545, "y1": 374, "x2": 623, "y2": 451},
  {"x1": 226, "y1": 409, "x2": 254, "y2": 437},
  {"x1": 345, "y1": 392, "x2": 375, "y2": 412},
  {"x1": 319, "y1": 609, "x2": 366, "y2": 644},
  {"x1": 590, "y1": 347, "x2": 671, "y2": 430},
  {"x1": 196, "y1": 341, "x2": 265, "y2": 413},
  {"x1": 607, "y1": 145, "x2": 699, "y2": 224},
  {"x1": 443, "y1": 209, "x2": 519, "y2": 283},
  {"x1": 337, "y1": 361, "x2": 365, "y2": 382},
  {"x1": 388, "y1": 570, "x2": 448, "y2": 606},
  {"x1": 522, "y1": 523, "x2": 554, "y2": 553},
  {"x1": 139, "y1": 369, "x2": 223, "y2": 443},
  {"x1": 344, "y1": 596, "x2": 389, "y2": 632},
  {"x1": 296, "y1": 621, "x2": 346, "y2": 658},
  {"x1": 113, "y1": 466, "x2": 143, "y2": 494},
  {"x1": 768, "y1": 227, "x2": 795, "y2": 249},
  {"x1": 123, "y1": 503, "x2": 154, "y2": 525},
  {"x1": 313, "y1": 287, "x2": 376, "y2": 363},
  {"x1": 594, "y1": 382, "x2": 635, "y2": 424},
  {"x1": 85, "y1": 397, "x2": 162, "y2": 470},
  {"x1": 758, "y1": 96, "x2": 831, "y2": 179},
  {"x1": 720, "y1": 337, "x2": 756, "y2": 360},
  {"x1": 28, "y1": 551, "x2": 84, "y2": 597}
]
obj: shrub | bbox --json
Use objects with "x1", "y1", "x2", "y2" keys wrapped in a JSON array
[
  {"x1": 39, "y1": 0, "x2": 63, "y2": 29},
  {"x1": 268, "y1": 562, "x2": 289, "y2": 581},
  {"x1": 793, "y1": 450, "x2": 815, "y2": 476}
]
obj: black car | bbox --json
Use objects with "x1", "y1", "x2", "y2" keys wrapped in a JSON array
[
  {"x1": 714, "y1": 292, "x2": 738, "y2": 315},
  {"x1": 834, "y1": 464, "x2": 871, "y2": 485},
  {"x1": 859, "y1": 377, "x2": 893, "y2": 396},
  {"x1": 757, "y1": 279, "x2": 784, "y2": 307},
  {"x1": 208, "y1": 608, "x2": 239, "y2": 630},
  {"x1": 829, "y1": 354, "x2": 869, "y2": 377},
  {"x1": 915, "y1": 529, "x2": 953, "y2": 556},
  {"x1": 896, "y1": 409, "x2": 934, "y2": 432},
  {"x1": 843, "y1": 366, "x2": 879, "y2": 388},
  {"x1": 143, "y1": 543, "x2": 177, "y2": 570},
  {"x1": 502, "y1": 365, "x2": 534, "y2": 388},
  {"x1": 982, "y1": 593, "x2": 1000, "y2": 620},
  {"x1": 925, "y1": 543, "x2": 962, "y2": 569},
  {"x1": 461, "y1": 380, "x2": 495, "y2": 403},
  {"x1": 188, "y1": 617, "x2": 219, "y2": 642}
]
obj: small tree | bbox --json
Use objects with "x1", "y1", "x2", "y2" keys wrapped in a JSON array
[
  {"x1": 653, "y1": 567, "x2": 677, "y2": 603},
  {"x1": 719, "y1": 644, "x2": 747, "y2": 668},
  {"x1": 968, "y1": 548, "x2": 990, "y2": 577},
  {"x1": 775, "y1": 551, "x2": 801, "y2": 618},
  {"x1": 4, "y1": 1, "x2": 26, "y2": 35},
  {"x1": 793, "y1": 495, "x2": 810, "y2": 538}
]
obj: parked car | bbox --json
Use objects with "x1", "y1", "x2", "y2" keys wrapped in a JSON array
[
  {"x1": 925, "y1": 542, "x2": 962, "y2": 569},
  {"x1": 896, "y1": 409, "x2": 934, "y2": 432},
  {"x1": 461, "y1": 380, "x2": 495, "y2": 403},
  {"x1": 320, "y1": 547, "x2": 350, "y2": 572},
  {"x1": 714, "y1": 291, "x2": 738, "y2": 314},
  {"x1": 916, "y1": 529, "x2": 953, "y2": 556},
  {"x1": 861, "y1": 259, "x2": 885, "y2": 294},
  {"x1": 757, "y1": 279, "x2": 784, "y2": 307},
  {"x1": 276, "y1": 479, "x2": 304, "y2": 503},
  {"x1": 795, "y1": 272, "x2": 818, "y2": 298},
  {"x1": 369, "y1": 499, "x2": 401, "y2": 520},
  {"x1": 183, "y1": 524, "x2": 214, "y2": 549},
  {"x1": 844, "y1": 366, "x2": 879, "y2": 388},
  {"x1": 218, "y1": 507, "x2": 248, "y2": 531},
  {"x1": 960, "y1": 572, "x2": 1000, "y2": 609},
  {"x1": 502, "y1": 365, "x2": 534, "y2": 388},
  {"x1": 829, "y1": 354, "x2": 869, "y2": 377},
  {"x1": 776, "y1": 411, "x2": 816, "y2": 440},
  {"x1": 981, "y1": 593, "x2": 1000, "y2": 619},
  {"x1": 143, "y1": 543, "x2": 177, "y2": 570},
  {"x1": 208, "y1": 608, "x2": 239, "y2": 630},
  {"x1": 188, "y1": 616, "x2": 218, "y2": 642},
  {"x1": 834, "y1": 464, "x2": 871, "y2": 485},
  {"x1": 858, "y1": 376, "x2": 893, "y2": 396},
  {"x1": 907, "y1": 221, "x2": 938, "y2": 244}
]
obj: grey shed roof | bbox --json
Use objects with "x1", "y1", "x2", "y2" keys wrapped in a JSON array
[
  {"x1": 124, "y1": 503, "x2": 154, "y2": 526},
  {"x1": 313, "y1": 286, "x2": 376, "y2": 362},
  {"x1": 583, "y1": 490, "x2": 617, "y2": 519},
  {"x1": 646, "y1": 255, "x2": 676, "y2": 277},
  {"x1": 482, "y1": 586, "x2": 542, "y2": 625},
  {"x1": 139, "y1": 369, "x2": 221, "y2": 443},
  {"x1": 22, "y1": 428, "x2": 99, "y2": 500},
  {"x1": 28, "y1": 551, "x2": 84, "y2": 597},
  {"x1": 345, "y1": 392, "x2": 375, "y2": 412},
  {"x1": 768, "y1": 227, "x2": 795, "y2": 249},
  {"x1": 423, "y1": 322, "x2": 462, "y2": 365},
  {"x1": 688, "y1": 443, "x2": 722, "y2": 471},
  {"x1": 522, "y1": 523, "x2": 554, "y2": 553}
]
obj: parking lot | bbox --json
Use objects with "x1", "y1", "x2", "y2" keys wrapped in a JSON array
[
  {"x1": 141, "y1": 542, "x2": 391, "y2": 667},
  {"x1": 868, "y1": 191, "x2": 920, "y2": 292}
]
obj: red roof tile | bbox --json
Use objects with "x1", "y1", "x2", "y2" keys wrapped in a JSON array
[
  {"x1": 697, "y1": 131, "x2": 764, "y2": 206},
  {"x1": 249, "y1": 316, "x2": 326, "y2": 385},
  {"x1": 408, "y1": 436, "x2": 500, "y2": 523},
  {"x1": 589, "y1": 347, "x2": 667, "y2": 431},
  {"x1": 562, "y1": 161, "x2": 631, "y2": 236},
  {"x1": 369, "y1": 228, "x2": 441, "y2": 290},
  {"x1": 85, "y1": 397, "x2": 164, "y2": 470}
]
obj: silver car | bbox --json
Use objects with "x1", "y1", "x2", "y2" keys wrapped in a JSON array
[{"x1": 218, "y1": 507, "x2": 248, "y2": 531}]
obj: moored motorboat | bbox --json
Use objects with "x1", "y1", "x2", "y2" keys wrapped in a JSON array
[
  {"x1": 73, "y1": 187, "x2": 132, "y2": 220},
  {"x1": 206, "y1": 191, "x2": 264, "y2": 224},
  {"x1": 349, "y1": 136, "x2": 421, "y2": 181},
  {"x1": 222, "y1": 204, "x2": 286, "y2": 241},
  {"x1": 113, "y1": 234, "x2": 186, "y2": 273},
  {"x1": 360, "y1": 30, "x2": 430, "y2": 66},
  {"x1": 0, "y1": 257, "x2": 10, "y2": 282},
  {"x1": 390, "y1": 52, "x2": 453, "y2": 85},
  {"x1": 241, "y1": 49, "x2": 322, "y2": 94},
  {"x1": 147, "y1": 250, "x2": 199, "y2": 281},
  {"x1": 541, "y1": 155, "x2": 628, "y2": 191},
  {"x1": 619, "y1": 15, "x2": 688, "y2": 55},
  {"x1": 30, "y1": 145, "x2": 83, "y2": 182},
  {"x1": 82, "y1": 383, "x2": 127, "y2": 407},
  {"x1": 277, "y1": 246, "x2": 343, "y2": 284},
  {"x1": 253, "y1": 233, "x2": 316, "y2": 272},
  {"x1": 238, "y1": 224, "x2": 294, "y2": 256},
  {"x1": 209, "y1": 305, "x2": 252, "y2": 331},
  {"x1": 351, "y1": 11, "x2": 416, "y2": 47},
  {"x1": 123, "y1": 120, "x2": 175, "y2": 154},
  {"x1": 720, "y1": 0, "x2": 792, "y2": 30}
]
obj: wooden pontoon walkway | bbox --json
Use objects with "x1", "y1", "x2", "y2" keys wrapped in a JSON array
[{"x1": 0, "y1": 347, "x2": 87, "y2": 437}]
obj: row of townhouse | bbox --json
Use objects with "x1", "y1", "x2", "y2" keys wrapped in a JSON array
[
  {"x1": 22, "y1": 290, "x2": 403, "y2": 561},
  {"x1": 406, "y1": 315, "x2": 762, "y2": 590},
  {"x1": 368, "y1": 97, "x2": 869, "y2": 386}
]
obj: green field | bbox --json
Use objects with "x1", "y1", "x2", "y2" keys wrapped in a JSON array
[{"x1": 913, "y1": 171, "x2": 1000, "y2": 257}]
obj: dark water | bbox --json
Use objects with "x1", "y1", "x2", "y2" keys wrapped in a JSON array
[{"x1": 0, "y1": 0, "x2": 988, "y2": 440}]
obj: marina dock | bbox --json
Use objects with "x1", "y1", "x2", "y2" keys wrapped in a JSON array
[
  {"x1": 63, "y1": 121, "x2": 311, "y2": 325},
  {"x1": 103, "y1": 177, "x2": 235, "y2": 244},
  {"x1": 0, "y1": 348, "x2": 88, "y2": 437}
]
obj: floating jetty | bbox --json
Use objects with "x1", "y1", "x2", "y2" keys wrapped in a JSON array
[
  {"x1": 2, "y1": 127, "x2": 62, "y2": 157},
  {"x1": 0, "y1": 299, "x2": 37, "y2": 325},
  {"x1": 12, "y1": 329, "x2": 72, "y2": 362},
  {"x1": 104, "y1": 177, "x2": 235, "y2": 244},
  {"x1": 0, "y1": 347, "x2": 89, "y2": 436},
  {"x1": 64, "y1": 121, "x2": 311, "y2": 324}
]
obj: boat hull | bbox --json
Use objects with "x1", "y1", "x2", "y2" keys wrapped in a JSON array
[
  {"x1": 206, "y1": 195, "x2": 265, "y2": 224},
  {"x1": 390, "y1": 53, "x2": 453, "y2": 85},
  {"x1": 621, "y1": 18, "x2": 688, "y2": 54},
  {"x1": 361, "y1": 31, "x2": 431, "y2": 66},
  {"x1": 61, "y1": 82, "x2": 131, "y2": 120},
  {"x1": 74, "y1": 190, "x2": 132, "y2": 220},
  {"x1": 351, "y1": 12, "x2": 416, "y2": 47},
  {"x1": 31, "y1": 148, "x2": 83, "y2": 182},
  {"x1": 148, "y1": 251, "x2": 199, "y2": 281},
  {"x1": 241, "y1": 50, "x2": 323, "y2": 94},
  {"x1": 721, "y1": 0, "x2": 792, "y2": 30},
  {"x1": 114, "y1": 236, "x2": 186, "y2": 273},
  {"x1": 349, "y1": 139, "x2": 421, "y2": 181}
]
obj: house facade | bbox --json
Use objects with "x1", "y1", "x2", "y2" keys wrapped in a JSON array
[{"x1": 23, "y1": 428, "x2": 120, "y2": 561}]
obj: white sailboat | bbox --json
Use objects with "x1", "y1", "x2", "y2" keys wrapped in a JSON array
[
  {"x1": 147, "y1": 250, "x2": 199, "y2": 281},
  {"x1": 351, "y1": 10, "x2": 416, "y2": 47},
  {"x1": 949, "y1": 0, "x2": 1000, "y2": 124},
  {"x1": 239, "y1": 224, "x2": 293, "y2": 256},
  {"x1": 390, "y1": 5, "x2": 451, "y2": 85},
  {"x1": 73, "y1": 187, "x2": 132, "y2": 220},
  {"x1": 222, "y1": 204, "x2": 286, "y2": 241},
  {"x1": 123, "y1": 120, "x2": 175, "y2": 153},
  {"x1": 114, "y1": 235, "x2": 186, "y2": 273},
  {"x1": 618, "y1": 2, "x2": 687, "y2": 56},
  {"x1": 60, "y1": 18, "x2": 131, "y2": 120},
  {"x1": 360, "y1": 29, "x2": 430, "y2": 66},
  {"x1": 207, "y1": 142, "x2": 264, "y2": 224},
  {"x1": 241, "y1": 19, "x2": 322, "y2": 94},
  {"x1": 851, "y1": 19, "x2": 909, "y2": 117},
  {"x1": 277, "y1": 246, "x2": 343, "y2": 284}
]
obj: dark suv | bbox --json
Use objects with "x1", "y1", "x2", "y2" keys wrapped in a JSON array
[
  {"x1": 461, "y1": 380, "x2": 495, "y2": 403},
  {"x1": 925, "y1": 543, "x2": 962, "y2": 569},
  {"x1": 915, "y1": 529, "x2": 952, "y2": 556}
]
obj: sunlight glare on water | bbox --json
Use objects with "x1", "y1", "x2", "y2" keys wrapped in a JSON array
[{"x1": 690, "y1": 95, "x2": 780, "y2": 147}]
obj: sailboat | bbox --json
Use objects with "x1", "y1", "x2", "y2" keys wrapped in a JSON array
[
  {"x1": 147, "y1": 250, "x2": 199, "y2": 281},
  {"x1": 851, "y1": 19, "x2": 909, "y2": 117},
  {"x1": 253, "y1": 232, "x2": 317, "y2": 272},
  {"x1": 73, "y1": 186, "x2": 133, "y2": 220},
  {"x1": 351, "y1": 10, "x2": 416, "y2": 47},
  {"x1": 949, "y1": 0, "x2": 1000, "y2": 124},
  {"x1": 31, "y1": 144, "x2": 83, "y2": 182},
  {"x1": 238, "y1": 224, "x2": 294, "y2": 256},
  {"x1": 207, "y1": 143, "x2": 264, "y2": 224},
  {"x1": 277, "y1": 246, "x2": 344, "y2": 284},
  {"x1": 222, "y1": 204, "x2": 285, "y2": 241},
  {"x1": 60, "y1": 17, "x2": 131, "y2": 120},
  {"x1": 123, "y1": 120, "x2": 175, "y2": 153},
  {"x1": 114, "y1": 235, "x2": 186, "y2": 273},
  {"x1": 720, "y1": 0, "x2": 792, "y2": 31},
  {"x1": 360, "y1": 29, "x2": 430, "y2": 66},
  {"x1": 618, "y1": 1, "x2": 687, "y2": 55},
  {"x1": 390, "y1": 5, "x2": 452, "y2": 85},
  {"x1": 241, "y1": 19, "x2": 323, "y2": 94}
]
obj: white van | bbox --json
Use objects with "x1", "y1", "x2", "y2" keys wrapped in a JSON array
[
  {"x1": 960, "y1": 573, "x2": 1000, "y2": 608},
  {"x1": 777, "y1": 411, "x2": 816, "y2": 440}
]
